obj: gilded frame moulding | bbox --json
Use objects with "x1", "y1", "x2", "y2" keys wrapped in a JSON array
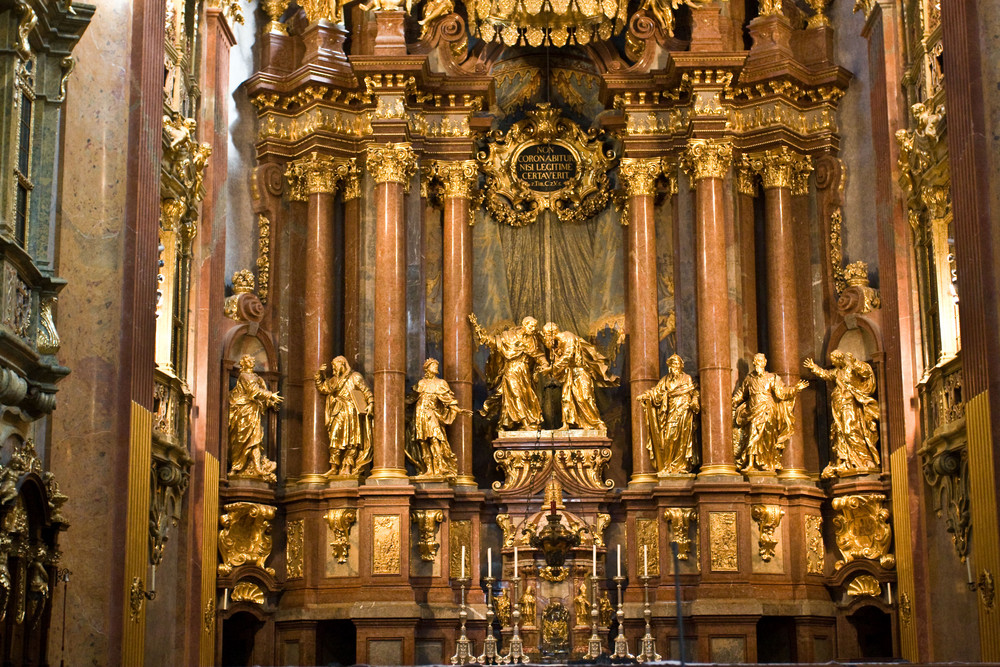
[
  {"x1": 217, "y1": 502, "x2": 276, "y2": 576},
  {"x1": 750, "y1": 504, "x2": 784, "y2": 562},
  {"x1": 256, "y1": 214, "x2": 271, "y2": 304},
  {"x1": 478, "y1": 105, "x2": 615, "y2": 227},
  {"x1": 325, "y1": 508, "x2": 357, "y2": 565},
  {"x1": 449, "y1": 520, "x2": 472, "y2": 579},
  {"x1": 805, "y1": 514, "x2": 825, "y2": 575},
  {"x1": 636, "y1": 518, "x2": 660, "y2": 577},
  {"x1": 286, "y1": 519, "x2": 304, "y2": 578},
  {"x1": 831, "y1": 494, "x2": 895, "y2": 570}
]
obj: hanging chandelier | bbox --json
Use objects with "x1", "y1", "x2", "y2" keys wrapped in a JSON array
[{"x1": 465, "y1": 0, "x2": 628, "y2": 47}]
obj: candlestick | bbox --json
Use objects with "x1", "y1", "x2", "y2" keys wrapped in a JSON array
[
  {"x1": 636, "y1": 574, "x2": 660, "y2": 663},
  {"x1": 461, "y1": 546, "x2": 466, "y2": 580},
  {"x1": 501, "y1": 574, "x2": 525, "y2": 664},
  {"x1": 611, "y1": 575, "x2": 633, "y2": 660},
  {"x1": 617, "y1": 544, "x2": 621, "y2": 578},
  {"x1": 479, "y1": 575, "x2": 498, "y2": 664},
  {"x1": 450, "y1": 576, "x2": 473, "y2": 664},
  {"x1": 584, "y1": 572, "x2": 603, "y2": 659}
]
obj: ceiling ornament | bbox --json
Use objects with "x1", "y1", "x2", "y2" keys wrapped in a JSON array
[{"x1": 478, "y1": 104, "x2": 615, "y2": 227}]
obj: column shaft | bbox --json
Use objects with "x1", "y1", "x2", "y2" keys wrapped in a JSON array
[
  {"x1": 302, "y1": 190, "x2": 336, "y2": 477},
  {"x1": 694, "y1": 176, "x2": 736, "y2": 474},
  {"x1": 443, "y1": 194, "x2": 474, "y2": 486},
  {"x1": 343, "y1": 186, "x2": 361, "y2": 367}
]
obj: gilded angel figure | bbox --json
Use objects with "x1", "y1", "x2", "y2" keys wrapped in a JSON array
[
  {"x1": 405, "y1": 358, "x2": 470, "y2": 480},
  {"x1": 732, "y1": 353, "x2": 808, "y2": 472},
  {"x1": 639, "y1": 354, "x2": 700, "y2": 474},
  {"x1": 804, "y1": 351, "x2": 881, "y2": 478},
  {"x1": 315, "y1": 356, "x2": 373, "y2": 478},
  {"x1": 539, "y1": 322, "x2": 619, "y2": 432},
  {"x1": 228, "y1": 355, "x2": 282, "y2": 482},
  {"x1": 470, "y1": 314, "x2": 550, "y2": 430}
]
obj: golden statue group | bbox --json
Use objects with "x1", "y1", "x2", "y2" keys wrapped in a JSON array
[
  {"x1": 225, "y1": 332, "x2": 880, "y2": 482},
  {"x1": 469, "y1": 314, "x2": 618, "y2": 432}
]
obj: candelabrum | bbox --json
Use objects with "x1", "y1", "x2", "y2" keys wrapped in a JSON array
[
  {"x1": 610, "y1": 574, "x2": 633, "y2": 660},
  {"x1": 451, "y1": 578, "x2": 476, "y2": 665},
  {"x1": 636, "y1": 575, "x2": 661, "y2": 663},
  {"x1": 478, "y1": 576, "x2": 498, "y2": 665},
  {"x1": 499, "y1": 575, "x2": 526, "y2": 664},
  {"x1": 584, "y1": 573, "x2": 603, "y2": 659}
]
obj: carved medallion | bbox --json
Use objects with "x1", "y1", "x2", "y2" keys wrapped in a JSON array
[{"x1": 478, "y1": 105, "x2": 614, "y2": 227}]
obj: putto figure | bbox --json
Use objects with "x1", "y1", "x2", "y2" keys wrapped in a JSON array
[
  {"x1": 732, "y1": 353, "x2": 808, "y2": 472},
  {"x1": 405, "y1": 358, "x2": 469, "y2": 480},
  {"x1": 540, "y1": 322, "x2": 619, "y2": 432},
  {"x1": 315, "y1": 356, "x2": 374, "y2": 478},
  {"x1": 228, "y1": 355, "x2": 282, "y2": 482},
  {"x1": 639, "y1": 354, "x2": 700, "y2": 474},
  {"x1": 804, "y1": 351, "x2": 881, "y2": 478},
  {"x1": 470, "y1": 313, "x2": 550, "y2": 430}
]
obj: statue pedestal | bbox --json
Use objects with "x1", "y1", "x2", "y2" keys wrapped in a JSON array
[
  {"x1": 492, "y1": 429, "x2": 615, "y2": 501},
  {"x1": 373, "y1": 10, "x2": 407, "y2": 55}
]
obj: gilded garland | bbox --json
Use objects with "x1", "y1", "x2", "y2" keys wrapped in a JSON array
[{"x1": 478, "y1": 105, "x2": 615, "y2": 227}]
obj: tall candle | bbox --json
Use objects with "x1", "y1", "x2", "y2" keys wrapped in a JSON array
[
  {"x1": 514, "y1": 546, "x2": 518, "y2": 578},
  {"x1": 488, "y1": 547, "x2": 493, "y2": 578},
  {"x1": 461, "y1": 546, "x2": 466, "y2": 579},
  {"x1": 617, "y1": 544, "x2": 621, "y2": 577},
  {"x1": 643, "y1": 545, "x2": 648, "y2": 577},
  {"x1": 887, "y1": 582, "x2": 892, "y2": 605},
  {"x1": 592, "y1": 543, "x2": 597, "y2": 577},
  {"x1": 968, "y1": 558, "x2": 974, "y2": 583}
]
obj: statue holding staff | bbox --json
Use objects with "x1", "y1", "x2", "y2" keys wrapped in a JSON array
[
  {"x1": 228, "y1": 355, "x2": 282, "y2": 482},
  {"x1": 405, "y1": 358, "x2": 471, "y2": 480},
  {"x1": 315, "y1": 356, "x2": 374, "y2": 478},
  {"x1": 732, "y1": 353, "x2": 808, "y2": 472}
]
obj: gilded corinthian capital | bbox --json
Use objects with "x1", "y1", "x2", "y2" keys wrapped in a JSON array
[
  {"x1": 424, "y1": 160, "x2": 479, "y2": 199},
  {"x1": 684, "y1": 139, "x2": 733, "y2": 181},
  {"x1": 285, "y1": 153, "x2": 357, "y2": 201},
  {"x1": 746, "y1": 146, "x2": 812, "y2": 193},
  {"x1": 619, "y1": 158, "x2": 662, "y2": 197},
  {"x1": 366, "y1": 142, "x2": 418, "y2": 186}
]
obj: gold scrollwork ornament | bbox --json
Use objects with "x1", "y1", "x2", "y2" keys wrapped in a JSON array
[
  {"x1": 218, "y1": 502, "x2": 276, "y2": 576},
  {"x1": 411, "y1": 509, "x2": 444, "y2": 561},
  {"x1": 326, "y1": 508, "x2": 358, "y2": 564},
  {"x1": 684, "y1": 139, "x2": 733, "y2": 181},
  {"x1": 831, "y1": 494, "x2": 894, "y2": 570},
  {"x1": 750, "y1": 504, "x2": 785, "y2": 562},
  {"x1": 663, "y1": 508, "x2": 696, "y2": 560},
  {"x1": 366, "y1": 142, "x2": 418, "y2": 187}
]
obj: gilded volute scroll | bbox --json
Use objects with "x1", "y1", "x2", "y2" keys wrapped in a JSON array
[
  {"x1": 227, "y1": 355, "x2": 282, "y2": 483},
  {"x1": 315, "y1": 356, "x2": 374, "y2": 479},
  {"x1": 804, "y1": 351, "x2": 881, "y2": 478},
  {"x1": 732, "y1": 353, "x2": 808, "y2": 472},
  {"x1": 639, "y1": 354, "x2": 700, "y2": 474}
]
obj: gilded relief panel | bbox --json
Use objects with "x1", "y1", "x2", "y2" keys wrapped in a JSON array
[
  {"x1": 372, "y1": 514, "x2": 401, "y2": 575},
  {"x1": 636, "y1": 518, "x2": 660, "y2": 577},
  {"x1": 709, "y1": 512, "x2": 739, "y2": 572},
  {"x1": 449, "y1": 520, "x2": 472, "y2": 579}
]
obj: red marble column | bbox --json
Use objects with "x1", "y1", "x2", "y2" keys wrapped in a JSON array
[
  {"x1": 756, "y1": 147, "x2": 811, "y2": 479},
  {"x1": 287, "y1": 153, "x2": 338, "y2": 481},
  {"x1": 619, "y1": 158, "x2": 661, "y2": 484},
  {"x1": 686, "y1": 139, "x2": 739, "y2": 477},
  {"x1": 368, "y1": 143, "x2": 417, "y2": 482},
  {"x1": 342, "y1": 170, "x2": 362, "y2": 368},
  {"x1": 437, "y1": 161, "x2": 478, "y2": 487}
]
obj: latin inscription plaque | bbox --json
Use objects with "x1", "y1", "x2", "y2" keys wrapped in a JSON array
[{"x1": 514, "y1": 143, "x2": 578, "y2": 192}]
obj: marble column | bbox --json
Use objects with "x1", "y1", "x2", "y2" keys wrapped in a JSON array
[
  {"x1": 367, "y1": 143, "x2": 417, "y2": 482},
  {"x1": 435, "y1": 161, "x2": 478, "y2": 487},
  {"x1": 286, "y1": 153, "x2": 339, "y2": 482},
  {"x1": 619, "y1": 158, "x2": 662, "y2": 484},
  {"x1": 686, "y1": 139, "x2": 739, "y2": 477},
  {"x1": 752, "y1": 146, "x2": 812, "y2": 479},
  {"x1": 342, "y1": 168, "x2": 362, "y2": 368}
]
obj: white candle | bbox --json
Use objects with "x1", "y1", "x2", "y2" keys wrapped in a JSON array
[
  {"x1": 968, "y1": 558, "x2": 974, "y2": 583},
  {"x1": 592, "y1": 543, "x2": 597, "y2": 577},
  {"x1": 887, "y1": 582, "x2": 892, "y2": 605},
  {"x1": 644, "y1": 545, "x2": 648, "y2": 577},
  {"x1": 514, "y1": 546, "x2": 518, "y2": 577},
  {"x1": 461, "y1": 546, "x2": 466, "y2": 579},
  {"x1": 617, "y1": 544, "x2": 621, "y2": 577},
  {"x1": 488, "y1": 547, "x2": 493, "y2": 578},
  {"x1": 150, "y1": 564, "x2": 156, "y2": 591}
]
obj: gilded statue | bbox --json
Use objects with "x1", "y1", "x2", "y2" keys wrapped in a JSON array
[
  {"x1": 804, "y1": 351, "x2": 881, "y2": 478},
  {"x1": 540, "y1": 322, "x2": 619, "y2": 432},
  {"x1": 315, "y1": 356, "x2": 374, "y2": 477},
  {"x1": 639, "y1": 354, "x2": 700, "y2": 474},
  {"x1": 470, "y1": 314, "x2": 550, "y2": 430},
  {"x1": 228, "y1": 355, "x2": 282, "y2": 482},
  {"x1": 416, "y1": 0, "x2": 453, "y2": 38},
  {"x1": 405, "y1": 358, "x2": 469, "y2": 480},
  {"x1": 520, "y1": 585, "x2": 537, "y2": 625},
  {"x1": 599, "y1": 593, "x2": 613, "y2": 627},
  {"x1": 495, "y1": 588, "x2": 512, "y2": 627},
  {"x1": 573, "y1": 583, "x2": 589, "y2": 623},
  {"x1": 732, "y1": 353, "x2": 808, "y2": 472}
]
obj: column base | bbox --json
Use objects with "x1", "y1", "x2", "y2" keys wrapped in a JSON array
[
  {"x1": 290, "y1": 473, "x2": 330, "y2": 486},
  {"x1": 778, "y1": 467, "x2": 813, "y2": 482},
  {"x1": 367, "y1": 467, "x2": 410, "y2": 484},
  {"x1": 629, "y1": 473, "x2": 659, "y2": 486},
  {"x1": 454, "y1": 474, "x2": 478, "y2": 488},
  {"x1": 698, "y1": 464, "x2": 740, "y2": 477}
]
